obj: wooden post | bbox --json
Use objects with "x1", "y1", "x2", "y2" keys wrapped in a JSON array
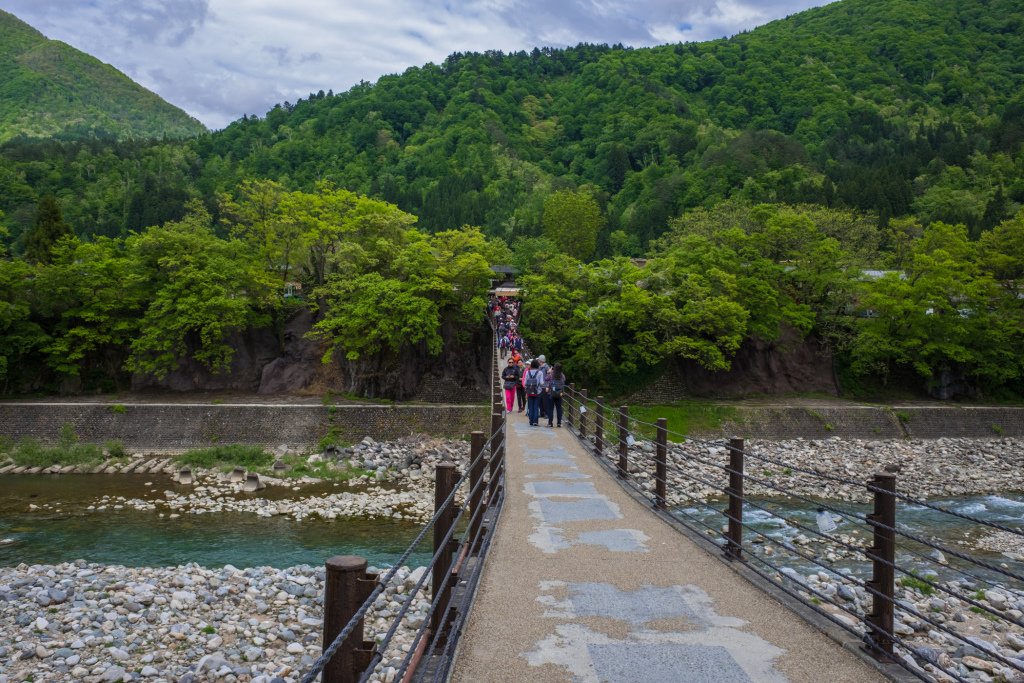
[
  {"x1": 724, "y1": 438, "x2": 744, "y2": 561},
  {"x1": 579, "y1": 389, "x2": 589, "y2": 440},
  {"x1": 566, "y1": 384, "x2": 576, "y2": 429},
  {"x1": 468, "y1": 431, "x2": 486, "y2": 553},
  {"x1": 431, "y1": 463, "x2": 458, "y2": 638},
  {"x1": 322, "y1": 556, "x2": 376, "y2": 683},
  {"x1": 489, "y1": 411, "x2": 504, "y2": 501},
  {"x1": 655, "y1": 418, "x2": 667, "y2": 509},
  {"x1": 594, "y1": 396, "x2": 605, "y2": 455},
  {"x1": 865, "y1": 473, "x2": 897, "y2": 660},
  {"x1": 617, "y1": 406, "x2": 629, "y2": 479}
]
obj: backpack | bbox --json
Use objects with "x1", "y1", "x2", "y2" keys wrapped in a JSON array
[
  {"x1": 524, "y1": 369, "x2": 541, "y2": 396},
  {"x1": 548, "y1": 374, "x2": 565, "y2": 397},
  {"x1": 513, "y1": 337, "x2": 523, "y2": 350}
]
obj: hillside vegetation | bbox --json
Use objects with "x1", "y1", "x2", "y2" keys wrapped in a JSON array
[
  {"x1": 0, "y1": 10, "x2": 205, "y2": 143},
  {"x1": 0, "y1": 0, "x2": 1023, "y2": 399}
]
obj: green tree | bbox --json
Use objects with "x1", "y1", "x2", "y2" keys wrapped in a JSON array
[
  {"x1": 23, "y1": 195, "x2": 72, "y2": 264},
  {"x1": 542, "y1": 189, "x2": 604, "y2": 261},
  {"x1": 124, "y1": 202, "x2": 279, "y2": 378}
]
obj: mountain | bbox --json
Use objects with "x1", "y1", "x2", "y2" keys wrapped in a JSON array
[
  {"x1": 0, "y1": 0, "x2": 1021, "y2": 244},
  {"x1": 0, "y1": 10, "x2": 206, "y2": 142}
]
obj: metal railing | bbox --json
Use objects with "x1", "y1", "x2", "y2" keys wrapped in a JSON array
[
  {"x1": 558, "y1": 385, "x2": 1024, "y2": 683},
  {"x1": 300, "y1": 341, "x2": 508, "y2": 683}
]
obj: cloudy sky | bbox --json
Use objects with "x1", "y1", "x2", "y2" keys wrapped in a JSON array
[{"x1": 0, "y1": 0, "x2": 828, "y2": 131}]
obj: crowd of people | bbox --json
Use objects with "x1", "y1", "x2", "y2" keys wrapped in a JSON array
[{"x1": 489, "y1": 296, "x2": 567, "y2": 428}]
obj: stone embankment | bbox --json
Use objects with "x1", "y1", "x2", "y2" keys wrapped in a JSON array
[{"x1": 0, "y1": 561, "x2": 427, "y2": 683}]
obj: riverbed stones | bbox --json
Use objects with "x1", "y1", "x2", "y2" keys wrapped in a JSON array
[{"x1": 0, "y1": 561, "x2": 431, "y2": 683}]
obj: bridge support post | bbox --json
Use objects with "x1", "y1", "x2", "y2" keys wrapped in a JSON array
[
  {"x1": 654, "y1": 418, "x2": 667, "y2": 509},
  {"x1": 468, "y1": 431, "x2": 486, "y2": 553},
  {"x1": 594, "y1": 396, "x2": 604, "y2": 456},
  {"x1": 617, "y1": 406, "x2": 629, "y2": 479},
  {"x1": 322, "y1": 555, "x2": 377, "y2": 683},
  {"x1": 724, "y1": 437, "x2": 745, "y2": 561},
  {"x1": 865, "y1": 472, "x2": 897, "y2": 661},
  {"x1": 431, "y1": 463, "x2": 458, "y2": 640},
  {"x1": 579, "y1": 389, "x2": 588, "y2": 441},
  {"x1": 489, "y1": 411, "x2": 504, "y2": 502}
]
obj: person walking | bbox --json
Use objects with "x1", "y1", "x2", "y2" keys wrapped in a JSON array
[
  {"x1": 501, "y1": 358, "x2": 520, "y2": 412},
  {"x1": 524, "y1": 359, "x2": 545, "y2": 426},
  {"x1": 515, "y1": 359, "x2": 527, "y2": 412},
  {"x1": 536, "y1": 355, "x2": 549, "y2": 420},
  {"x1": 546, "y1": 363, "x2": 566, "y2": 427}
]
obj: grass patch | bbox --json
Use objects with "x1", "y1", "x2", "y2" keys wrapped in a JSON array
[
  {"x1": 899, "y1": 575, "x2": 935, "y2": 596},
  {"x1": 0, "y1": 424, "x2": 114, "y2": 468},
  {"x1": 970, "y1": 606, "x2": 1001, "y2": 621},
  {"x1": 110, "y1": 404, "x2": 127, "y2": 414},
  {"x1": 629, "y1": 401, "x2": 738, "y2": 440},
  {"x1": 174, "y1": 445, "x2": 274, "y2": 470}
]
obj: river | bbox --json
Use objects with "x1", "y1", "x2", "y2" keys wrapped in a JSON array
[{"x1": 0, "y1": 474, "x2": 431, "y2": 568}]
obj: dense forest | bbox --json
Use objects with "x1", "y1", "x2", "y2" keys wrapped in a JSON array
[{"x1": 1, "y1": 0, "x2": 1023, "y2": 399}]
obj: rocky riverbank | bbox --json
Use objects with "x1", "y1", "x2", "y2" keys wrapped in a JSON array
[
  {"x1": 0, "y1": 561, "x2": 428, "y2": 683},
  {"x1": 18, "y1": 437, "x2": 472, "y2": 525},
  {"x1": 778, "y1": 563, "x2": 1024, "y2": 682},
  {"x1": 606, "y1": 436, "x2": 1024, "y2": 506}
]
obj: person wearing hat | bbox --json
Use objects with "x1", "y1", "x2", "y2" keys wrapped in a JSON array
[{"x1": 536, "y1": 355, "x2": 549, "y2": 420}]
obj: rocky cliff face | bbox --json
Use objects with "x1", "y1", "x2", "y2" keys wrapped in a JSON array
[
  {"x1": 627, "y1": 326, "x2": 837, "y2": 403},
  {"x1": 131, "y1": 310, "x2": 492, "y2": 402}
]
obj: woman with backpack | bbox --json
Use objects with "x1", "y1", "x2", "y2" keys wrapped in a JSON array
[
  {"x1": 523, "y1": 359, "x2": 546, "y2": 426},
  {"x1": 501, "y1": 358, "x2": 520, "y2": 412},
  {"x1": 546, "y1": 363, "x2": 566, "y2": 427}
]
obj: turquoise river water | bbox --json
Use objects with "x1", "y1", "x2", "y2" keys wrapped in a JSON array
[{"x1": 0, "y1": 474, "x2": 431, "y2": 568}]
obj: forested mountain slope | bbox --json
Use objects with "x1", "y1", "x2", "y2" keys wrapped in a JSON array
[
  {"x1": 1, "y1": 0, "x2": 1023, "y2": 400},
  {"x1": 1, "y1": 0, "x2": 1021, "y2": 246},
  {"x1": 0, "y1": 10, "x2": 206, "y2": 143}
]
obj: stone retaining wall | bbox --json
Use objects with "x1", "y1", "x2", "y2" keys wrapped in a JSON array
[
  {"x1": 694, "y1": 405, "x2": 1024, "y2": 440},
  {"x1": 0, "y1": 403, "x2": 490, "y2": 451}
]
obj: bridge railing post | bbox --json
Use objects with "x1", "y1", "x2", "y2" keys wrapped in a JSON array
[
  {"x1": 865, "y1": 472, "x2": 896, "y2": 660},
  {"x1": 566, "y1": 384, "x2": 576, "y2": 430},
  {"x1": 594, "y1": 396, "x2": 604, "y2": 456},
  {"x1": 468, "y1": 431, "x2": 486, "y2": 553},
  {"x1": 655, "y1": 418, "x2": 667, "y2": 509},
  {"x1": 489, "y1": 411, "x2": 504, "y2": 502},
  {"x1": 431, "y1": 463, "x2": 458, "y2": 639},
  {"x1": 579, "y1": 389, "x2": 588, "y2": 441},
  {"x1": 724, "y1": 437, "x2": 744, "y2": 561},
  {"x1": 617, "y1": 406, "x2": 629, "y2": 479},
  {"x1": 322, "y1": 556, "x2": 377, "y2": 683}
]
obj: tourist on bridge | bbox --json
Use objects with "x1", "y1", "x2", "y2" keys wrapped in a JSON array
[
  {"x1": 546, "y1": 363, "x2": 566, "y2": 428},
  {"x1": 536, "y1": 355, "x2": 549, "y2": 420},
  {"x1": 499, "y1": 334, "x2": 510, "y2": 359},
  {"x1": 515, "y1": 358, "x2": 527, "y2": 412},
  {"x1": 502, "y1": 358, "x2": 520, "y2": 412},
  {"x1": 524, "y1": 359, "x2": 546, "y2": 426}
]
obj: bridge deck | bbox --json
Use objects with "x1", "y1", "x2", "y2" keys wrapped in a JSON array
[{"x1": 451, "y1": 411, "x2": 884, "y2": 682}]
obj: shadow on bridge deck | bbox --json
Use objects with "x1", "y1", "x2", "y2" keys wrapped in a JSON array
[{"x1": 450, "y1": 410, "x2": 887, "y2": 683}]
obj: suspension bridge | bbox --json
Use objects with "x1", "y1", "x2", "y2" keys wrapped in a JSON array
[{"x1": 297, "y1": 302, "x2": 1024, "y2": 683}]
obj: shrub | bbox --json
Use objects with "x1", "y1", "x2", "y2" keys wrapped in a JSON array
[{"x1": 174, "y1": 445, "x2": 273, "y2": 469}]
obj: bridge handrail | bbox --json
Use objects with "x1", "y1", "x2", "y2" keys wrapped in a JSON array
[
  {"x1": 302, "y1": 335, "x2": 508, "y2": 683},
  {"x1": 553, "y1": 384, "x2": 1024, "y2": 682}
]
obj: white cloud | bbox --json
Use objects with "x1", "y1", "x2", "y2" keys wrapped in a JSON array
[{"x1": 0, "y1": 0, "x2": 829, "y2": 130}]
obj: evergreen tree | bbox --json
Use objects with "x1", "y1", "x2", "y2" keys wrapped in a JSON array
[{"x1": 23, "y1": 195, "x2": 72, "y2": 264}]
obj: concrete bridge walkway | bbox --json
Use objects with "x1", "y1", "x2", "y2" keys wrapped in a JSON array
[{"x1": 451, "y1": 410, "x2": 885, "y2": 682}]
